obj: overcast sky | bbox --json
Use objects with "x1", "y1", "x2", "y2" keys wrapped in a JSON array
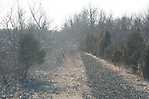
[{"x1": 0, "y1": 0, "x2": 149, "y2": 28}]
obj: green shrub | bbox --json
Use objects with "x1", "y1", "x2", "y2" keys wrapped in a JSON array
[{"x1": 18, "y1": 33, "x2": 46, "y2": 79}]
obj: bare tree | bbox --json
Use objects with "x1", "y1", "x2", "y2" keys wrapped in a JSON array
[
  {"x1": 29, "y1": 5, "x2": 49, "y2": 30},
  {"x1": 1, "y1": 8, "x2": 15, "y2": 29},
  {"x1": 17, "y1": 7, "x2": 26, "y2": 30}
]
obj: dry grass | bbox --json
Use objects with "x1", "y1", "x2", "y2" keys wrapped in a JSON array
[{"x1": 85, "y1": 52, "x2": 149, "y2": 93}]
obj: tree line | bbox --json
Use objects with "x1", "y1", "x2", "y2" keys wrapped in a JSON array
[{"x1": 61, "y1": 7, "x2": 149, "y2": 80}]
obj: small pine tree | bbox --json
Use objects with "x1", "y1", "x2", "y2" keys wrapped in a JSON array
[
  {"x1": 126, "y1": 32, "x2": 145, "y2": 71},
  {"x1": 143, "y1": 45, "x2": 149, "y2": 80},
  {"x1": 18, "y1": 33, "x2": 46, "y2": 79},
  {"x1": 85, "y1": 33, "x2": 97, "y2": 55},
  {"x1": 112, "y1": 49, "x2": 122, "y2": 66},
  {"x1": 99, "y1": 31, "x2": 111, "y2": 57}
]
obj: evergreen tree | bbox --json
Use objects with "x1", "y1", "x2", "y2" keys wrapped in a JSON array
[
  {"x1": 85, "y1": 33, "x2": 97, "y2": 55},
  {"x1": 18, "y1": 33, "x2": 46, "y2": 79},
  {"x1": 99, "y1": 31, "x2": 111, "y2": 57},
  {"x1": 143, "y1": 45, "x2": 149, "y2": 80},
  {"x1": 126, "y1": 32, "x2": 145, "y2": 71}
]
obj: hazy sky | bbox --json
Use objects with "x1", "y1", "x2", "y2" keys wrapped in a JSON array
[{"x1": 0, "y1": 0, "x2": 149, "y2": 28}]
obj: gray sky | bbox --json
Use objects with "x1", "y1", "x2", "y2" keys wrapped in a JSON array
[{"x1": 0, "y1": 0, "x2": 149, "y2": 29}]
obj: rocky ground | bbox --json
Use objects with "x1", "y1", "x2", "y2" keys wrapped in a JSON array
[
  {"x1": 81, "y1": 52, "x2": 149, "y2": 99},
  {"x1": 2, "y1": 48, "x2": 149, "y2": 99},
  {"x1": 0, "y1": 49, "x2": 91, "y2": 99}
]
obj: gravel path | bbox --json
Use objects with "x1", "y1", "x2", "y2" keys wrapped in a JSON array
[
  {"x1": 81, "y1": 52, "x2": 149, "y2": 99},
  {"x1": 21, "y1": 50, "x2": 90, "y2": 99},
  {"x1": 46, "y1": 51, "x2": 91, "y2": 99}
]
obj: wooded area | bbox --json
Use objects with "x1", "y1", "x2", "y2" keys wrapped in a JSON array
[{"x1": 61, "y1": 7, "x2": 149, "y2": 80}]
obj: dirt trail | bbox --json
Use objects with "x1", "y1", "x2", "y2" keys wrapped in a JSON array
[{"x1": 45, "y1": 51, "x2": 91, "y2": 99}]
